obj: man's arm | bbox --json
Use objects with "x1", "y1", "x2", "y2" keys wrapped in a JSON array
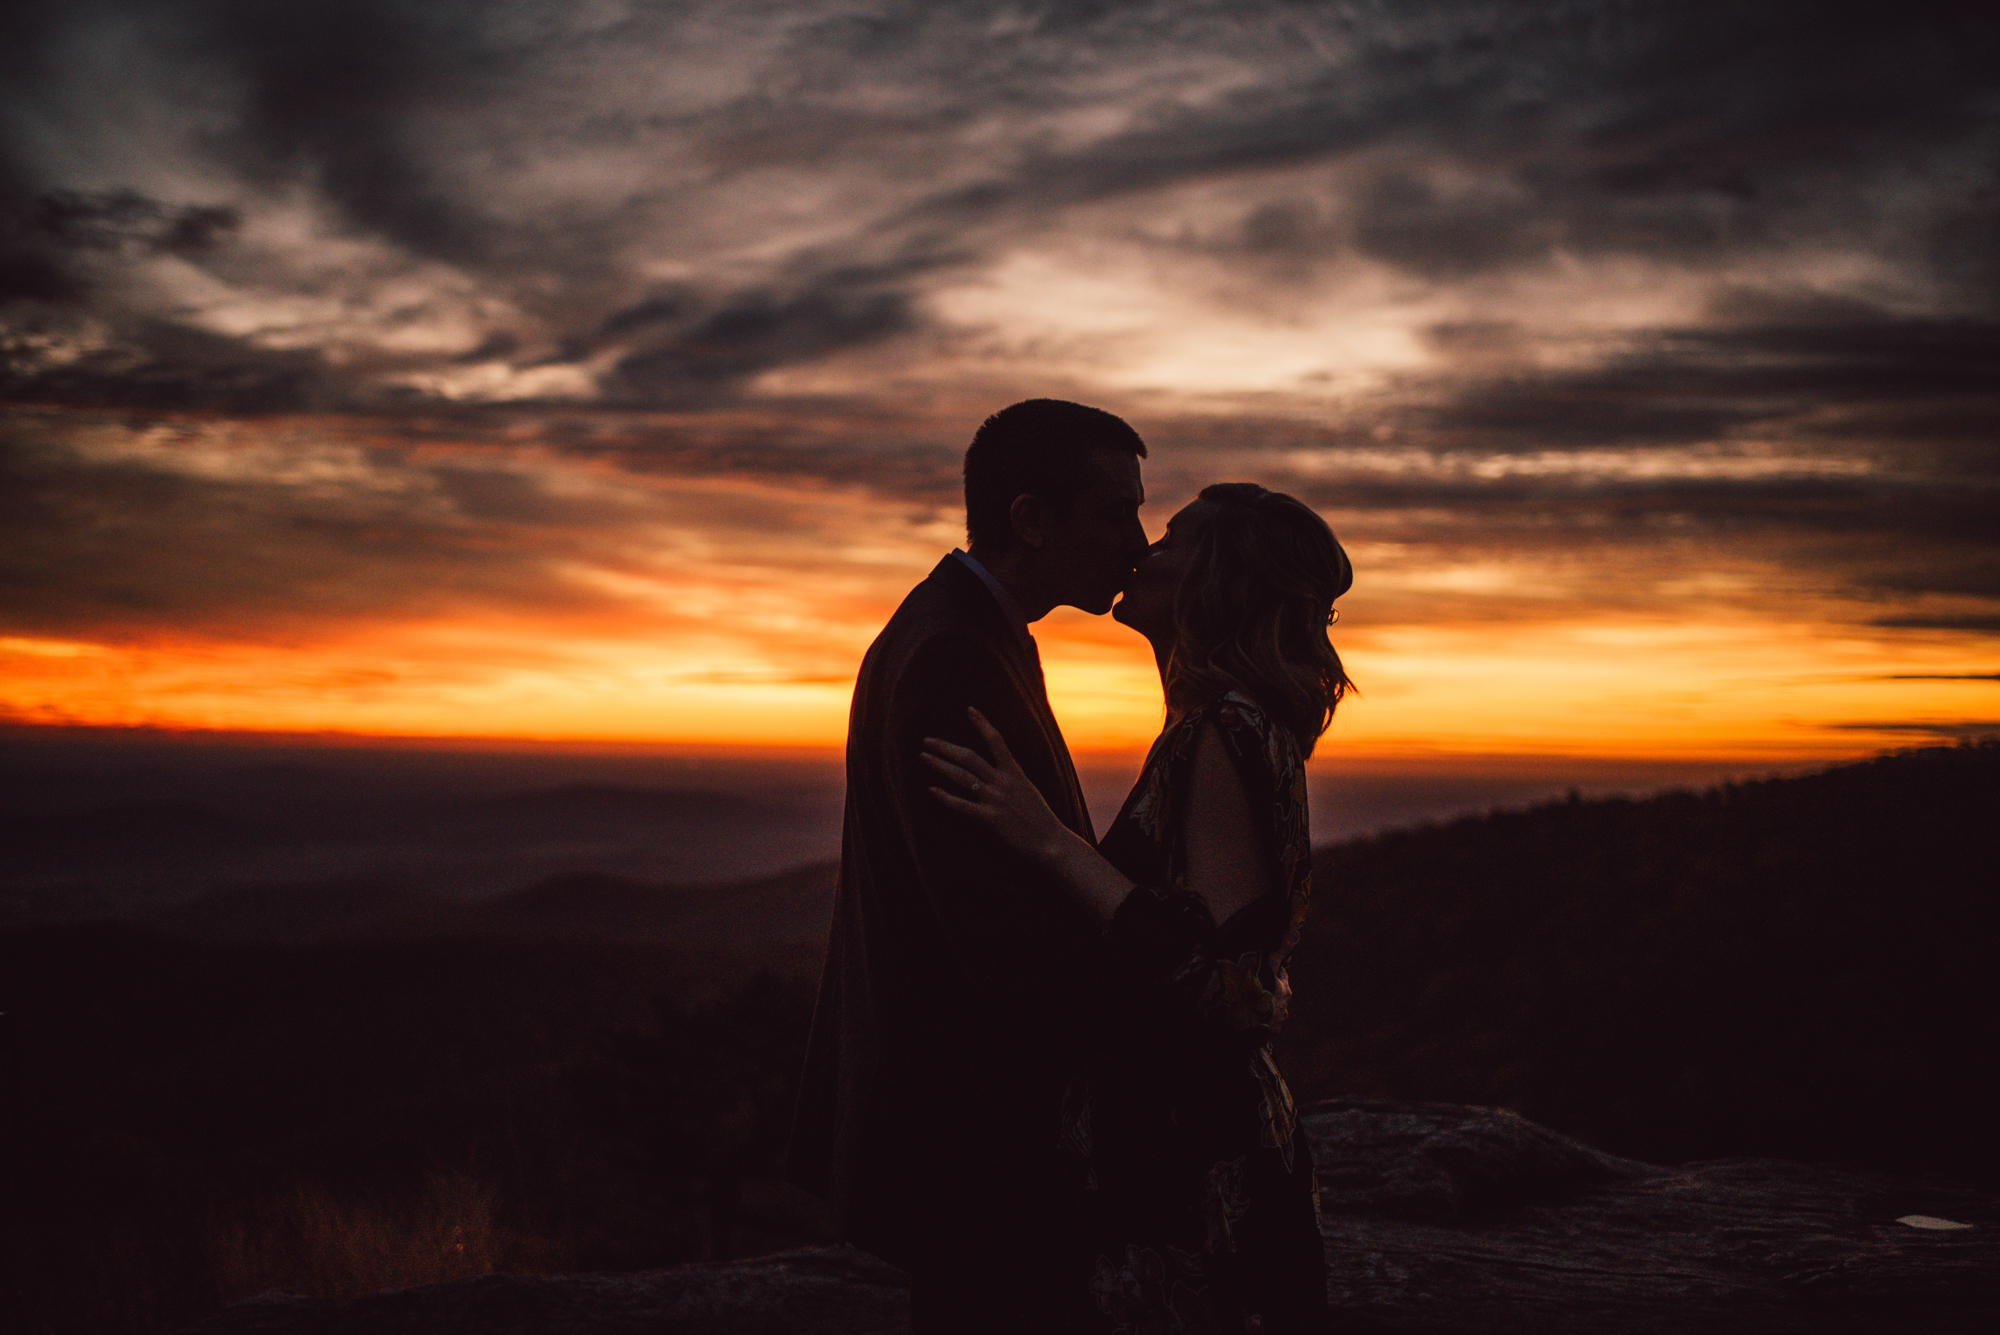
[{"x1": 879, "y1": 634, "x2": 1102, "y2": 1014}]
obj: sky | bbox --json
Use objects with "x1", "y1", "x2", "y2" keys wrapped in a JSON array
[{"x1": 3, "y1": 0, "x2": 1997, "y2": 772}]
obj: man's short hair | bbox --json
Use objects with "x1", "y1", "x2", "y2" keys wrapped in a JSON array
[{"x1": 963, "y1": 399, "x2": 1147, "y2": 551}]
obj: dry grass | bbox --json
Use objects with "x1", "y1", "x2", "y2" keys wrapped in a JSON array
[{"x1": 205, "y1": 1173, "x2": 503, "y2": 1306}]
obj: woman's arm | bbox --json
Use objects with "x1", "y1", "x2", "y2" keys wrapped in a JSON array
[
  {"x1": 930, "y1": 705, "x2": 1292, "y2": 1041},
  {"x1": 1180, "y1": 719, "x2": 1280, "y2": 927},
  {"x1": 1099, "y1": 714, "x2": 1291, "y2": 1043},
  {"x1": 923, "y1": 710, "x2": 1280, "y2": 928},
  {"x1": 923, "y1": 709, "x2": 1136, "y2": 924}
]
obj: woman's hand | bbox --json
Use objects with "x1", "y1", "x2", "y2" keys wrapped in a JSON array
[
  {"x1": 922, "y1": 707, "x2": 1069, "y2": 864},
  {"x1": 923, "y1": 707, "x2": 1138, "y2": 924}
]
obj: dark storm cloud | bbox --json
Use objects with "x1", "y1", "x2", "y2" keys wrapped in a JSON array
[
  {"x1": 1883, "y1": 673, "x2": 2000, "y2": 681},
  {"x1": 31, "y1": 190, "x2": 240, "y2": 259},
  {"x1": 1827, "y1": 720, "x2": 2000, "y2": 738},
  {"x1": 1400, "y1": 302, "x2": 2000, "y2": 454},
  {"x1": 7, "y1": 1, "x2": 1998, "y2": 400},
  {"x1": 1, "y1": 318, "x2": 334, "y2": 415},
  {"x1": 0, "y1": 148, "x2": 90, "y2": 305},
  {"x1": 553, "y1": 249, "x2": 961, "y2": 402},
  {"x1": 0, "y1": 213, "x2": 88, "y2": 306},
  {"x1": 185, "y1": 0, "x2": 520, "y2": 267},
  {"x1": 0, "y1": 429, "x2": 391, "y2": 634},
  {"x1": 606, "y1": 286, "x2": 918, "y2": 401},
  {"x1": 426, "y1": 463, "x2": 625, "y2": 528},
  {"x1": 541, "y1": 404, "x2": 965, "y2": 504},
  {"x1": 0, "y1": 186, "x2": 240, "y2": 306},
  {"x1": 0, "y1": 415, "x2": 650, "y2": 637},
  {"x1": 895, "y1": 3, "x2": 1998, "y2": 281},
  {"x1": 0, "y1": 1, "x2": 494, "y2": 307},
  {"x1": 1273, "y1": 466, "x2": 1994, "y2": 595},
  {"x1": 1258, "y1": 301, "x2": 2000, "y2": 605},
  {"x1": 1875, "y1": 615, "x2": 2000, "y2": 634},
  {"x1": 1122, "y1": 290, "x2": 1997, "y2": 619},
  {"x1": 597, "y1": 292, "x2": 703, "y2": 341},
  {"x1": 2, "y1": 0, "x2": 1997, "y2": 644}
]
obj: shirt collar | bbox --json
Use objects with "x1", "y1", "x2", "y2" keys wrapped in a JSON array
[{"x1": 951, "y1": 549, "x2": 1036, "y2": 656}]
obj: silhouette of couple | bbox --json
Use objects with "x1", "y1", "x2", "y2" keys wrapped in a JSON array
[{"x1": 789, "y1": 400, "x2": 1352, "y2": 1333}]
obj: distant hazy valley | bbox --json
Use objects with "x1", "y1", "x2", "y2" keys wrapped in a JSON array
[{"x1": 1, "y1": 727, "x2": 1784, "y2": 934}]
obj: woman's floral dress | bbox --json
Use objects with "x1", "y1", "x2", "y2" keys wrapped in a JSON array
[{"x1": 1071, "y1": 691, "x2": 1328, "y2": 1334}]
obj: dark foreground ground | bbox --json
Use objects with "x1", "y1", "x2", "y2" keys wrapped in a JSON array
[
  {"x1": 1, "y1": 740, "x2": 1993, "y2": 1333},
  {"x1": 181, "y1": 1100, "x2": 2000, "y2": 1335}
]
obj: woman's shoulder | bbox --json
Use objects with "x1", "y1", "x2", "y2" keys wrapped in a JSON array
[
  {"x1": 1156, "y1": 691, "x2": 1296, "y2": 805},
  {"x1": 1182, "y1": 690, "x2": 1294, "y2": 759}
]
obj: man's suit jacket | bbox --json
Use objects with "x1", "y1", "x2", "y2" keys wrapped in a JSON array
[{"x1": 786, "y1": 554, "x2": 1109, "y2": 1272}]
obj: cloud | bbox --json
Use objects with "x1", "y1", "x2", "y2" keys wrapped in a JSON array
[
  {"x1": 604, "y1": 282, "x2": 921, "y2": 403},
  {"x1": 1, "y1": 0, "x2": 1997, "y2": 704},
  {"x1": 882, "y1": 3, "x2": 2000, "y2": 284},
  {"x1": 1882, "y1": 672, "x2": 2000, "y2": 681},
  {"x1": 1826, "y1": 720, "x2": 2000, "y2": 739},
  {"x1": 1873, "y1": 614, "x2": 2000, "y2": 634},
  {"x1": 1397, "y1": 303, "x2": 2000, "y2": 452},
  {"x1": 6, "y1": 2, "x2": 1996, "y2": 409},
  {"x1": 1, "y1": 318, "x2": 335, "y2": 415},
  {"x1": 184, "y1": 0, "x2": 529, "y2": 267},
  {"x1": 31, "y1": 189, "x2": 240, "y2": 258},
  {"x1": 0, "y1": 392, "x2": 971, "y2": 651},
  {"x1": 0, "y1": 416, "x2": 559, "y2": 637}
]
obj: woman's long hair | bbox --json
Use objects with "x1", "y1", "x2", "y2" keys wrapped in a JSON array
[{"x1": 1165, "y1": 483, "x2": 1354, "y2": 759}]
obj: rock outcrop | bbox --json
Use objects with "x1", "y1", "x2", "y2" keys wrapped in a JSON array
[
  {"x1": 1308, "y1": 1099, "x2": 1997, "y2": 1333},
  {"x1": 184, "y1": 1100, "x2": 1999, "y2": 1334}
]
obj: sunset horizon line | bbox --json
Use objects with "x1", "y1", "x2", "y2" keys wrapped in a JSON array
[{"x1": 8, "y1": 714, "x2": 1988, "y2": 774}]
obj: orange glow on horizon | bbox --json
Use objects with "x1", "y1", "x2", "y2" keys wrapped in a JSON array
[{"x1": 5, "y1": 600, "x2": 1993, "y2": 766}]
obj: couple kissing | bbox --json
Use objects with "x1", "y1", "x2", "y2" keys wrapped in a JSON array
[{"x1": 788, "y1": 399, "x2": 1353, "y2": 1335}]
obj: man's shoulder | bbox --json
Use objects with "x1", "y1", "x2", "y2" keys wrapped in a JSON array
[
  {"x1": 867, "y1": 556, "x2": 1001, "y2": 660},
  {"x1": 854, "y1": 558, "x2": 1031, "y2": 727}
]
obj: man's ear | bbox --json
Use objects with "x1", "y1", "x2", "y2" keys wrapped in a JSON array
[{"x1": 1007, "y1": 492, "x2": 1049, "y2": 549}]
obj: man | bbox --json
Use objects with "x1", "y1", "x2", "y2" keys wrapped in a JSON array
[{"x1": 787, "y1": 399, "x2": 1150, "y2": 1331}]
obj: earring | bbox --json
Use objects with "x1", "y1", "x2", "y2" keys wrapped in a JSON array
[{"x1": 1325, "y1": 608, "x2": 1340, "y2": 625}]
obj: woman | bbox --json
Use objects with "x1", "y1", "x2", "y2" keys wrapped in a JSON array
[{"x1": 923, "y1": 482, "x2": 1353, "y2": 1334}]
